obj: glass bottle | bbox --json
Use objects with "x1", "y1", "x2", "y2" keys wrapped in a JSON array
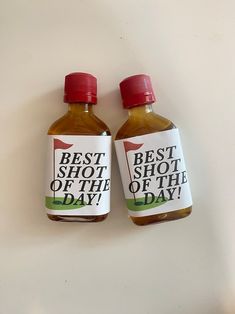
[
  {"x1": 115, "y1": 74, "x2": 192, "y2": 226},
  {"x1": 46, "y1": 72, "x2": 111, "y2": 222}
]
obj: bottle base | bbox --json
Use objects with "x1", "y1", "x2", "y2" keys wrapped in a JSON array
[
  {"x1": 47, "y1": 213, "x2": 108, "y2": 223},
  {"x1": 130, "y1": 206, "x2": 192, "y2": 226}
]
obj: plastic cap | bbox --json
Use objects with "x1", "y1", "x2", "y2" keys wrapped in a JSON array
[
  {"x1": 64, "y1": 72, "x2": 97, "y2": 104},
  {"x1": 119, "y1": 74, "x2": 156, "y2": 108}
]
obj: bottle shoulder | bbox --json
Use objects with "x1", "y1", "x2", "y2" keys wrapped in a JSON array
[
  {"x1": 48, "y1": 113, "x2": 111, "y2": 136},
  {"x1": 115, "y1": 112, "x2": 175, "y2": 140}
]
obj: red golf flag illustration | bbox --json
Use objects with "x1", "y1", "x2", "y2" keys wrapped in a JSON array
[
  {"x1": 123, "y1": 141, "x2": 144, "y2": 204},
  {"x1": 123, "y1": 141, "x2": 143, "y2": 152},
  {"x1": 54, "y1": 139, "x2": 73, "y2": 150},
  {"x1": 52, "y1": 138, "x2": 73, "y2": 203}
]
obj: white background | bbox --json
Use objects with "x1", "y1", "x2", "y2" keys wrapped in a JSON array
[{"x1": 0, "y1": 0, "x2": 234, "y2": 313}]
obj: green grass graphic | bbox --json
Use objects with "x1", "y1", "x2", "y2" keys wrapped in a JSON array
[
  {"x1": 45, "y1": 197, "x2": 86, "y2": 210},
  {"x1": 126, "y1": 196, "x2": 168, "y2": 211}
]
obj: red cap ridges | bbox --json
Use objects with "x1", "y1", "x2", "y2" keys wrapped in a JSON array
[
  {"x1": 64, "y1": 72, "x2": 97, "y2": 104},
  {"x1": 119, "y1": 74, "x2": 156, "y2": 108}
]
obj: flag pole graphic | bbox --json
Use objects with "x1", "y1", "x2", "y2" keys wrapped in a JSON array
[
  {"x1": 53, "y1": 139, "x2": 73, "y2": 204},
  {"x1": 124, "y1": 151, "x2": 137, "y2": 203},
  {"x1": 53, "y1": 147, "x2": 55, "y2": 202},
  {"x1": 123, "y1": 141, "x2": 143, "y2": 205}
]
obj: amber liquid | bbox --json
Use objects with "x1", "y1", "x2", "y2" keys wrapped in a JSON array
[
  {"x1": 115, "y1": 104, "x2": 192, "y2": 226},
  {"x1": 47, "y1": 103, "x2": 111, "y2": 222}
]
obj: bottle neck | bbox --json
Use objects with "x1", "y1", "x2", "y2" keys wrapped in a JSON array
[
  {"x1": 128, "y1": 103, "x2": 153, "y2": 117},
  {"x1": 68, "y1": 103, "x2": 93, "y2": 114}
]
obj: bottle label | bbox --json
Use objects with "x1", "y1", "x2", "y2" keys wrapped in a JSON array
[
  {"x1": 115, "y1": 129, "x2": 192, "y2": 217},
  {"x1": 45, "y1": 135, "x2": 111, "y2": 216}
]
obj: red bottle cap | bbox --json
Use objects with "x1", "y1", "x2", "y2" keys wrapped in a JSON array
[
  {"x1": 119, "y1": 74, "x2": 156, "y2": 108},
  {"x1": 64, "y1": 72, "x2": 97, "y2": 104}
]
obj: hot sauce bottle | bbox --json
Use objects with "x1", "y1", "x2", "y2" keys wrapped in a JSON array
[
  {"x1": 45, "y1": 72, "x2": 111, "y2": 222},
  {"x1": 115, "y1": 74, "x2": 192, "y2": 226}
]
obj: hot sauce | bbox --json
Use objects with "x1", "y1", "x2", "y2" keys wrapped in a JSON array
[
  {"x1": 115, "y1": 74, "x2": 192, "y2": 226},
  {"x1": 46, "y1": 72, "x2": 111, "y2": 222}
]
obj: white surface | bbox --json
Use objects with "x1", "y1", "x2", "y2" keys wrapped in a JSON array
[{"x1": 0, "y1": 0, "x2": 234, "y2": 313}]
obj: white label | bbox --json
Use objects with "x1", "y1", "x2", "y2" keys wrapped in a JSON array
[
  {"x1": 115, "y1": 129, "x2": 192, "y2": 217},
  {"x1": 45, "y1": 135, "x2": 111, "y2": 216}
]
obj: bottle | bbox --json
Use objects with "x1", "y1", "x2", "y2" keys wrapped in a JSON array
[
  {"x1": 45, "y1": 72, "x2": 111, "y2": 222},
  {"x1": 115, "y1": 74, "x2": 192, "y2": 226}
]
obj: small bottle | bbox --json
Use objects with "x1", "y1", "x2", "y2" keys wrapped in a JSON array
[
  {"x1": 115, "y1": 74, "x2": 192, "y2": 226},
  {"x1": 45, "y1": 72, "x2": 111, "y2": 222}
]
